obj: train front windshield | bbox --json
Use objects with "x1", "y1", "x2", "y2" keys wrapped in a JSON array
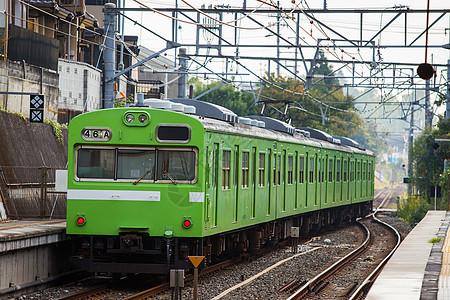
[{"x1": 76, "y1": 147, "x2": 197, "y2": 183}]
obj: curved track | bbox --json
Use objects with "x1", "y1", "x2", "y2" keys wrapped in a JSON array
[{"x1": 287, "y1": 190, "x2": 401, "y2": 300}]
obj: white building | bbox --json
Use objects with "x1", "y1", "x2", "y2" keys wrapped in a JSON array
[{"x1": 58, "y1": 58, "x2": 102, "y2": 122}]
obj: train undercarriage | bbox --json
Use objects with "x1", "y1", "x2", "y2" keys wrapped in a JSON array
[{"x1": 69, "y1": 201, "x2": 372, "y2": 275}]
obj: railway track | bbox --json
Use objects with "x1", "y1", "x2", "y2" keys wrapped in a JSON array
[{"x1": 286, "y1": 190, "x2": 401, "y2": 299}]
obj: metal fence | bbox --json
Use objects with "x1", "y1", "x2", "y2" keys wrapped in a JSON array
[{"x1": 0, "y1": 166, "x2": 66, "y2": 219}]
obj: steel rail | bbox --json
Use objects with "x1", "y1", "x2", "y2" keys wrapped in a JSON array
[
  {"x1": 348, "y1": 190, "x2": 402, "y2": 299},
  {"x1": 287, "y1": 220, "x2": 371, "y2": 300},
  {"x1": 57, "y1": 284, "x2": 110, "y2": 300}
]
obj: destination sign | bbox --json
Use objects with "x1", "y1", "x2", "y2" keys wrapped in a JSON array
[{"x1": 81, "y1": 127, "x2": 112, "y2": 141}]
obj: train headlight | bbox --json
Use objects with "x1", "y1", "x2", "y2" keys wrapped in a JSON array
[
  {"x1": 123, "y1": 111, "x2": 150, "y2": 127},
  {"x1": 76, "y1": 216, "x2": 86, "y2": 226},
  {"x1": 138, "y1": 114, "x2": 148, "y2": 123},
  {"x1": 182, "y1": 218, "x2": 192, "y2": 229},
  {"x1": 125, "y1": 114, "x2": 135, "y2": 123}
]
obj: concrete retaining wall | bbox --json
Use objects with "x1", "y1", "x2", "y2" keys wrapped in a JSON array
[
  {"x1": 0, "y1": 60, "x2": 59, "y2": 122},
  {"x1": 0, "y1": 110, "x2": 68, "y2": 219}
]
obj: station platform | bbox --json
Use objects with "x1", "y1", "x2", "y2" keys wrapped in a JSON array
[
  {"x1": 0, "y1": 219, "x2": 69, "y2": 293},
  {"x1": 366, "y1": 210, "x2": 450, "y2": 300}
]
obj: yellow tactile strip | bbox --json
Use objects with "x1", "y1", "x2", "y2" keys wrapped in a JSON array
[
  {"x1": 0, "y1": 219, "x2": 63, "y2": 230},
  {"x1": 438, "y1": 227, "x2": 450, "y2": 300}
]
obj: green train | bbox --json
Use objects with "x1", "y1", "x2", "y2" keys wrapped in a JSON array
[{"x1": 66, "y1": 98, "x2": 374, "y2": 274}]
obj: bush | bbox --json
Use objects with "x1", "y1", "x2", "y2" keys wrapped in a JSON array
[{"x1": 397, "y1": 195, "x2": 430, "y2": 226}]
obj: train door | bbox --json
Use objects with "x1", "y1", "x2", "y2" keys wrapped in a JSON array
[
  {"x1": 282, "y1": 150, "x2": 287, "y2": 212},
  {"x1": 305, "y1": 152, "x2": 309, "y2": 208},
  {"x1": 276, "y1": 153, "x2": 285, "y2": 214},
  {"x1": 294, "y1": 151, "x2": 298, "y2": 210},
  {"x1": 314, "y1": 154, "x2": 318, "y2": 206},
  {"x1": 267, "y1": 149, "x2": 272, "y2": 216},
  {"x1": 206, "y1": 143, "x2": 219, "y2": 227},
  {"x1": 357, "y1": 160, "x2": 361, "y2": 201},
  {"x1": 205, "y1": 146, "x2": 210, "y2": 224},
  {"x1": 327, "y1": 156, "x2": 334, "y2": 205},
  {"x1": 298, "y1": 155, "x2": 306, "y2": 209},
  {"x1": 343, "y1": 158, "x2": 348, "y2": 202},
  {"x1": 233, "y1": 145, "x2": 239, "y2": 222},
  {"x1": 335, "y1": 157, "x2": 341, "y2": 203},
  {"x1": 273, "y1": 153, "x2": 278, "y2": 217},
  {"x1": 251, "y1": 147, "x2": 257, "y2": 219},
  {"x1": 307, "y1": 153, "x2": 317, "y2": 207}
]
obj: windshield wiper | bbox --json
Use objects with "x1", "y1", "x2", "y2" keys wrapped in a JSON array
[
  {"x1": 133, "y1": 169, "x2": 153, "y2": 185},
  {"x1": 163, "y1": 171, "x2": 178, "y2": 185}
]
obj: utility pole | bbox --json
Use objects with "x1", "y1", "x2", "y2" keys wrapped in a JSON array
[
  {"x1": 447, "y1": 59, "x2": 450, "y2": 119},
  {"x1": 425, "y1": 79, "x2": 432, "y2": 128},
  {"x1": 103, "y1": 3, "x2": 116, "y2": 109},
  {"x1": 408, "y1": 96, "x2": 415, "y2": 195},
  {"x1": 276, "y1": 1, "x2": 280, "y2": 78},
  {"x1": 178, "y1": 48, "x2": 187, "y2": 98}
]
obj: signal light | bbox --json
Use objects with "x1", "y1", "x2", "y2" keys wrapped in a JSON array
[
  {"x1": 182, "y1": 219, "x2": 192, "y2": 229},
  {"x1": 76, "y1": 216, "x2": 86, "y2": 226}
]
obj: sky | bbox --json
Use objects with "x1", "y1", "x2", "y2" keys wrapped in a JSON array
[{"x1": 122, "y1": 0, "x2": 449, "y2": 133}]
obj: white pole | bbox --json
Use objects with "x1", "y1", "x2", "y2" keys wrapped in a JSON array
[{"x1": 434, "y1": 185, "x2": 437, "y2": 210}]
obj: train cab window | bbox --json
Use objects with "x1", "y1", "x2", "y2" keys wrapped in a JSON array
[
  {"x1": 156, "y1": 150, "x2": 196, "y2": 182},
  {"x1": 117, "y1": 149, "x2": 155, "y2": 180},
  {"x1": 336, "y1": 160, "x2": 341, "y2": 182},
  {"x1": 242, "y1": 152, "x2": 249, "y2": 188},
  {"x1": 299, "y1": 157, "x2": 304, "y2": 184},
  {"x1": 259, "y1": 153, "x2": 265, "y2": 187},
  {"x1": 287, "y1": 156, "x2": 293, "y2": 185},
  {"x1": 222, "y1": 150, "x2": 231, "y2": 189},
  {"x1": 309, "y1": 158, "x2": 314, "y2": 183},
  {"x1": 343, "y1": 160, "x2": 348, "y2": 182},
  {"x1": 76, "y1": 147, "x2": 197, "y2": 183},
  {"x1": 77, "y1": 149, "x2": 115, "y2": 179}
]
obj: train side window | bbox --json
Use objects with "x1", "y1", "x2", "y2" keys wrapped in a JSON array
[
  {"x1": 299, "y1": 157, "x2": 304, "y2": 184},
  {"x1": 357, "y1": 162, "x2": 360, "y2": 181},
  {"x1": 287, "y1": 156, "x2": 293, "y2": 185},
  {"x1": 309, "y1": 158, "x2": 314, "y2": 183},
  {"x1": 336, "y1": 159, "x2": 341, "y2": 182},
  {"x1": 329, "y1": 158, "x2": 333, "y2": 182},
  {"x1": 363, "y1": 162, "x2": 366, "y2": 180},
  {"x1": 259, "y1": 153, "x2": 265, "y2": 187},
  {"x1": 273, "y1": 154, "x2": 277, "y2": 185},
  {"x1": 242, "y1": 152, "x2": 249, "y2": 188},
  {"x1": 277, "y1": 155, "x2": 281, "y2": 186},
  {"x1": 222, "y1": 150, "x2": 231, "y2": 189},
  {"x1": 343, "y1": 160, "x2": 348, "y2": 182}
]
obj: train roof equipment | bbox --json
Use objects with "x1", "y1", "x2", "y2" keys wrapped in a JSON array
[
  {"x1": 296, "y1": 127, "x2": 333, "y2": 143},
  {"x1": 245, "y1": 115, "x2": 295, "y2": 135},
  {"x1": 334, "y1": 136, "x2": 363, "y2": 150},
  {"x1": 169, "y1": 98, "x2": 238, "y2": 123}
]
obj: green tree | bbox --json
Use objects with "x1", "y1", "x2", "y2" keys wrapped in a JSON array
[
  {"x1": 189, "y1": 78, "x2": 258, "y2": 117},
  {"x1": 410, "y1": 118, "x2": 450, "y2": 202}
]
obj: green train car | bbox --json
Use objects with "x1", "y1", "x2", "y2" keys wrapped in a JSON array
[{"x1": 66, "y1": 98, "x2": 374, "y2": 274}]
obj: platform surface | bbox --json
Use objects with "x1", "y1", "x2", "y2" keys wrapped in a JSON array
[
  {"x1": 366, "y1": 210, "x2": 447, "y2": 300},
  {"x1": 0, "y1": 219, "x2": 66, "y2": 252}
]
